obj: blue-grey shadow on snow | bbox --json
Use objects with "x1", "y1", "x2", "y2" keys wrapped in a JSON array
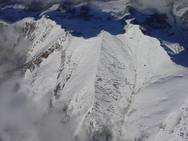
[
  {"x1": 0, "y1": 7, "x2": 40, "y2": 23},
  {"x1": 45, "y1": 6, "x2": 126, "y2": 38},
  {"x1": 0, "y1": 5, "x2": 126, "y2": 38},
  {"x1": 127, "y1": 7, "x2": 188, "y2": 67}
]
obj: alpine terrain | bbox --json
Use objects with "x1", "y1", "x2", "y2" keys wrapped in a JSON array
[{"x1": 0, "y1": 0, "x2": 188, "y2": 141}]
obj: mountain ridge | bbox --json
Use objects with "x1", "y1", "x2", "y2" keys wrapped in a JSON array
[{"x1": 0, "y1": 2, "x2": 188, "y2": 141}]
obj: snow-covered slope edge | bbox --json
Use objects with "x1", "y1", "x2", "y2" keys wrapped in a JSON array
[{"x1": 4, "y1": 16, "x2": 185, "y2": 141}]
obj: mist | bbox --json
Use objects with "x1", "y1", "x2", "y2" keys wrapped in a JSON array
[
  {"x1": 0, "y1": 23, "x2": 75, "y2": 141},
  {"x1": 0, "y1": 23, "x2": 38, "y2": 141}
]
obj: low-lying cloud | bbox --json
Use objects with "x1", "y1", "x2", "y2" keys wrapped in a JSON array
[
  {"x1": 0, "y1": 23, "x2": 38, "y2": 141},
  {"x1": 0, "y1": 23, "x2": 75, "y2": 141}
]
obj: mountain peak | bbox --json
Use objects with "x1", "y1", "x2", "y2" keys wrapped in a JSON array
[{"x1": 0, "y1": 1, "x2": 188, "y2": 141}]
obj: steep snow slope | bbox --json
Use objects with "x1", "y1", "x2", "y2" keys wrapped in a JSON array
[
  {"x1": 3, "y1": 16, "x2": 184, "y2": 141},
  {"x1": 1, "y1": 2, "x2": 188, "y2": 141},
  {"x1": 123, "y1": 70, "x2": 188, "y2": 141}
]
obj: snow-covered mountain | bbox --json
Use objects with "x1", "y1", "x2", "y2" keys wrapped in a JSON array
[{"x1": 0, "y1": 1, "x2": 188, "y2": 141}]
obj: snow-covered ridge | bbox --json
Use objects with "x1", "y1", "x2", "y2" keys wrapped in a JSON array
[
  {"x1": 2, "y1": 16, "x2": 184, "y2": 141},
  {"x1": 0, "y1": 2, "x2": 188, "y2": 140}
]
